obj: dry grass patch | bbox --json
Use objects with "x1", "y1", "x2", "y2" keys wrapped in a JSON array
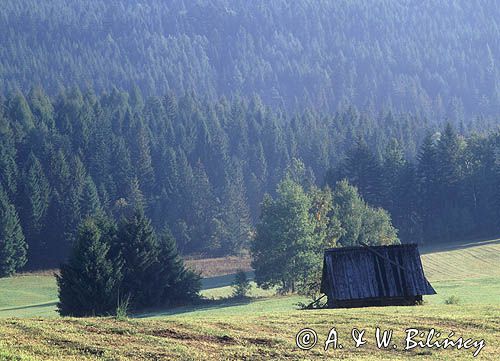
[
  {"x1": 0, "y1": 304, "x2": 498, "y2": 360},
  {"x1": 184, "y1": 255, "x2": 252, "y2": 277}
]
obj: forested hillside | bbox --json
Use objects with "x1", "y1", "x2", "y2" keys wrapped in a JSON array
[
  {"x1": 0, "y1": 87, "x2": 499, "y2": 272},
  {"x1": 0, "y1": 0, "x2": 499, "y2": 273},
  {"x1": 1, "y1": 0, "x2": 499, "y2": 119}
]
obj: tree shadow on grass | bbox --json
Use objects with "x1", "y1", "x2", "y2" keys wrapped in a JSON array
[
  {"x1": 133, "y1": 296, "x2": 256, "y2": 318},
  {"x1": 0, "y1": 301, "x2": 58, "y2": 313},
  {"x1": 133, "y1": 271, "x2": 257, "y2": 317},
  {"x1": 201, "y1": 271, "x2": 254, "y2": 290},
  {"x1": 419, "y1": 237, "x2": 500, "y2": 255}
]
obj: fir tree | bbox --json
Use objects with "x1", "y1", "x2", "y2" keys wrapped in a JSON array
[
  {"x1": 342, "y1": 138, "x2": 384, "y2": 206},
  {"x1": 131, "y1": 123, "x2": 154, "y2": 193},
  {"x1": 232, "y1": 270, "x2": 251, "y2": 298},
  {"x1": 381, "y1": 139, "x2": 405, "y2": 212},
  {"x1": 0, "y1": 185, "x2": 27, "y2": 277},
  {"x1": 417, "y1": 133, "x2": 440, "y2": 240},
  {"x1": 28, "y1": 86, "x2": 55, "y2": 130},
  {"x1": 221, "y1": 164, "x2": 253, "y2": 254},
  {"x1": 435, "y1": 124, "x2": 462, "y2": 197},
  {"x1": 156, "y1": 229, "x2": 201, "y2": 306},
  {"x1": 0, "y1": 140, "x2": 18, "y2": 199},
  {"x1": 21, "y1": 153, "x2": 51, "y2": 234},
  {"x1": 126, "y1": 177, "x2": 145, "y2": 213},
  {"x1": 57, "y1": 217, "x2": 122, "y2": 316},
  {"x1": 8, "y1": 92, "x2": 34, "y2": 130},
  {"x1": 20, "y1": 153, "x2": 50, "y2": 262},
  {"x1": 112, "y1": 138, "x2": 134, "y2": 198},
  {"x1": 80, "y1": 176, "x2": 102, "y2": 219},
  {"x1": 191, "y1": 161, "x2": 220, "y2": 252},
  {"x1": 113, "y1": 210, "x2": 162, "y2": 309}
]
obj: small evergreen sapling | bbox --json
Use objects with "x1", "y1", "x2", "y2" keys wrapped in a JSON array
[{"x1": 232, "y1": 269, "x2": 251, "y2": 298}]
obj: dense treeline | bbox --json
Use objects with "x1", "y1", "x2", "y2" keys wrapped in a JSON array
[
  {"x1": 0, "y1": 86, "x2": 498, "y2": 273},
  {"x1": 0, "y1": 86, "x2": 421, "y2": 269},
  {"x1": 327, "y1": 126, "x2": 500, "y2": 245},
  {"x1": 1, "y1": 0, "x2": 499, "y2": 119}
]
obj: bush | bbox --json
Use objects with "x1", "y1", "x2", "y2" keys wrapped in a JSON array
[
  {"x1": 444, "y1": 295, "x2": 460, "y2": 305},
  {"x1": 232, "y1": 270, "x2": 251, "y2": 298},
  {"x1": 115, "y1": 294, "x2": 130, "y2": 321}
]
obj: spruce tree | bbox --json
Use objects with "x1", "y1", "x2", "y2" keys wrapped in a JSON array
[
  {"x1": 381, "y1": 139, "x2": 405, "y2": 212},
  {"x1": 0, "y1": 185, "x2": 27, "y2": 277},
  {"x1": 113, "y1": 210, "x2": 162, "y2": 309},
  {"x1": 191, "y1": 161, "x2": 221, "y2": 252},
  {"x1": 57, "y1": 217, "x2": 122, "y2": 316},
  {"x1": 342, "y1": 138, "x2": 384, "y2": 206},
  {"x1": 21, "y1": 153, "x2": 51, "y2": 234},
  {"x1": 131, "y1": 123, "x2": 154, "y2": 192},
  {"x1": 20, "y1": 153, "x2": 51, "y2": 263},
  {"x1": 156, "y1": 229, "x2": 201, "y2": 306},
  {"x1": 80, "y1": 175, "x2": 102, "y2": 219},
  {"x1": 394, "y1": 163, "x2": 422, "y2": 243},
  {"x1": 221, "y1": 164, "x2": 253, "y2": 254},
  {"x1": 8, "y1": 92, "x2": 34, "y2": 130},
  {"x1": 232, "y1": 270, "x2": 251, "y2": 298},
  {"x1": 417, "y1": 133, "x2": 439, "y2": 241},
  {"x1": 112, "y1": 138, "x2": 133, "y2": 197},
  {"x1": 0, "y1": 141, "x2": 18, "y2": 199},
  {"x1": 62, "y1": 192, "x2": 82, "y2": 257},
  {"x1": 28, "y1": 86, "x2": 55, "y2": 130},
  {"x1": 126, "y1": 177, "x2": 145, "y2": 212},
  {"x1": 435, "y1": 123, "x2": 465, "y2": 240},
  {"x1": 435, "y1": 124, "x2": 462, "y2": 195}
]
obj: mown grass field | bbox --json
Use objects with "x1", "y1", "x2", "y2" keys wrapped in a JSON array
[{"x1": 0, "y1": 239, "x2": 499, "y2": 360}]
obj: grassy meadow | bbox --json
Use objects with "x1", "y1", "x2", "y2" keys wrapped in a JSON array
[{"x1": 0, "y1": 239, "x2": 499, "y2": 360}]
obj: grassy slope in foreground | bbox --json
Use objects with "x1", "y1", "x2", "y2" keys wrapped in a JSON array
[{"x1": 0, "y1": 240, "x2": 499, "y2": 360}]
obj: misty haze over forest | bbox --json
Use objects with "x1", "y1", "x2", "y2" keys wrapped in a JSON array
[
  {"x1": 1, "y1": 0, "x2": 499, "y2": 119},
  {"x1": 0, "y1": 4, "x2": 500, "y2": 358},
  {"x1": 0, "y1": 1, "x2": 499, "y2": 274}
]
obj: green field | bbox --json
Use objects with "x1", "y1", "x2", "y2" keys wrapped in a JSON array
[{"x1": 0, "y1": 240, "x2": 499, "y2": 360}]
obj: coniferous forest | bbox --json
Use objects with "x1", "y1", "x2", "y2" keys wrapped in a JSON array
[
  {"x1": 0, "y1": 88, "x2": 499, "y2": 274},
  {"x1": 1, "y1": 3, "x2": 500, "y2": 359},
  {"x1": 1, "y1": 0, "x2": 499, "y2": 119},
  {"x1": 0, "y1": 0, "x2": 499, "y2": 277}
]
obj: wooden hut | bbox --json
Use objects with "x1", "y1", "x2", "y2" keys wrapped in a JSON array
[{"x1": 320, "y1": 243, "x2": 435, "y2": 308}]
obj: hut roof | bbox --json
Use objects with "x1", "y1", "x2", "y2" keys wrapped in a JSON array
[{"x1": 320, "y1": 244, "x2": 435, "y2": 301}]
